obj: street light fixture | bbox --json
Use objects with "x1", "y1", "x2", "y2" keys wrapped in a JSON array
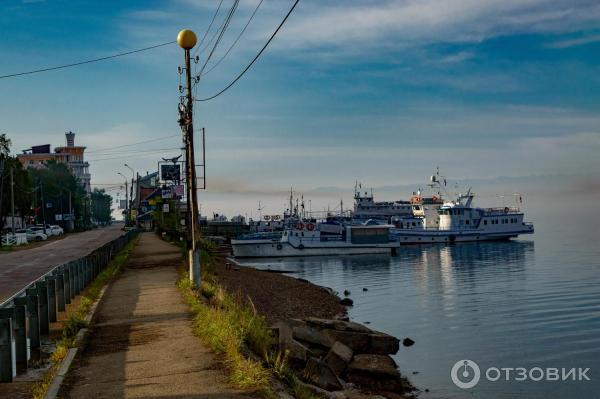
[{"x1": 117, "y1": 172, "x2": 129, "y2": 225}]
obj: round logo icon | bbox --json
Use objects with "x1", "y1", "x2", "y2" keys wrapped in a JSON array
[{"x1": 451, "y1": 359, "x2": 481, "y2": 389}]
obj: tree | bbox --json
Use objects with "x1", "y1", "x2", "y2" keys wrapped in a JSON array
[
  {"x1": 28, "y1": 160, "x2": 87, "y2": 229},
  {"x1": 0, "y1": 135, "x2": 32, "y2": 231},
  {"x1": 0, "y1": 134, "x2": 10, "y2": 157},
  {"x1": 91, "y1": 188, "x2": 112, "y2": 225}
]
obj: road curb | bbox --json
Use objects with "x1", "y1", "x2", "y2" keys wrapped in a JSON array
[{"x1": 43, "y1": 284, "x2": 110, "y2": 399}]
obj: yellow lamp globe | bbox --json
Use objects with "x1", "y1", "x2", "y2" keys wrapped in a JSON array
[{"x1": 177, "y1": 29, "x2": 197, "y2": 50}]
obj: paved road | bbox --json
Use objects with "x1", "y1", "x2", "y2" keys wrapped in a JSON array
[
  {"x1": 62, "y1": 233, "x2": 253, "y2": 398},
  {"x1": 0, "y1": 225, "x2": 125, "y2": 304}
]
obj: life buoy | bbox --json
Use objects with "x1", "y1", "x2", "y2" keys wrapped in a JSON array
[
  {"x1": 306, "y1": 223, "x2": 315, "y2": 231},
  {"x1": 432, "y1": 195, "x2": 438, "y2": 201},
  {"x1": 296, "y1": 223, "x2": 305, "y2": 230},
  {"x1": 504, "y1": 207, "x2": 509, "y2": 213},
  {"x1": 298, "y1": 244, "x2": 305, "y2": 250},
  {"x1": 276, "y1": 243, "x2": 283, "y2": 250},
  {"x1": 264, "y1": 215, "x2": 270, "y2": 221}
]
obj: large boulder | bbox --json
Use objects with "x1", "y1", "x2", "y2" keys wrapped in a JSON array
[
  {"x1": 293, "y1": 324, "x2": 336, "y2": 349},
  {"x1": 345, "y1": 354, "x2": 404, "y2": 392},
  {"x1": 273, "y1": 321, "x2": 309, "y2": 365},
  {"x1": 305, "y1": 317, "x2": 372, "y2": 333},
  {"x1": 304, "y1": 357, "x2": 344, "y2": 391},
  {"x1": 324, "y1": 341, "x2": 354, "y2": 375},
  {"x1": 324, "y1": 330, "x2": 399, "y2": 355}
]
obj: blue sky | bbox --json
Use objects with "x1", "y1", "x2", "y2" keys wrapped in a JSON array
[{"x1": 1, "y1": 0, "x2": 599, "y2": 216}]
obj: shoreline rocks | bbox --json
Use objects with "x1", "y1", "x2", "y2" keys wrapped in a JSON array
[{"x1": 274, "y1": 317, "x2": 413, "y2": 398}]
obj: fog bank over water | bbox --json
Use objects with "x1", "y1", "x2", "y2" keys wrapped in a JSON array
[{"x1": 200, "y1": 174, "x2": 599, "y2": 219}]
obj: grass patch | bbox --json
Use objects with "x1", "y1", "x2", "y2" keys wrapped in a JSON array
[
  {"x1": 176, "y1": 245, "x2": 321, "y2": 399},
  {"x1": 177, "y1": 275, "x2": 273, "y2": 395},
  {"x1": 32, "y1": 235, "x2": 139, "y2": 399}
]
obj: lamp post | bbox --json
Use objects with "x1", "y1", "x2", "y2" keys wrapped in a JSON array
[
  {"x1": 118, "y1": 172, "x2": 128, "y2": 225},
  {"x1": 177, "y1": 28, "x2": 201, "y2": 287}
]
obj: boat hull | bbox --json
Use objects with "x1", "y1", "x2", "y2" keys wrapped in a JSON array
[{"x1": 392, "y1": 226, "x2": 534, "y2": 245}]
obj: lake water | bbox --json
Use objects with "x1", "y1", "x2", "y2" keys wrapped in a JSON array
[{"x1": 239, "y1": 193, "x2": 600, "y2": 398}]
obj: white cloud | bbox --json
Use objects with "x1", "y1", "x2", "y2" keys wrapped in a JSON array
[
  {"x1": 546, "y1": 34, "x2": 600, "y2": 48},
  {"x1": 276, "y1": 0, "x2": 600, "y2": 50}
]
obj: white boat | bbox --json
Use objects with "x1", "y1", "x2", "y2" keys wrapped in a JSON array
[
  {"x1": 352, "y1": 183, "x2": 413, "y2": 221},
  {"x1": 390, "y1": 174, "x2": 534, "y2": 244},
  {"x1": 232, "y1": 221, "x2": 400, "y2": 258}
]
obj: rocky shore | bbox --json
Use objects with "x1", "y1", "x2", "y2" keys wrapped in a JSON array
[{"x1": 216, "y1": 257, "x2": 416, "y2": 398}]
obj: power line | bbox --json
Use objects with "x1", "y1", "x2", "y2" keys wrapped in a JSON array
[
  {"x1": 85, "y1": 134, "x2": 179, "y2": 154},
  {"x1": 88, "y1": 147, "x2": 182, "y2": 157},
  {"x1": 194, "y1": 0, "x2": 235, "y2": 57},
  {"x1": 196, "y1": 0, "x2": 300, "y2": 102},
  {"x1": 198, "y1": 0, "x2": 240, "y2": 76},
  {"x1": 89, "y1": 148, "x2": 181, "y2": 162},
  {"x1": 0, "y1": 41, "x2": 175, "y2": 80},
  {"x1": 202, "y1": 0, "x2": 264, "y2": 77},
  {"x1": 197, "y1": 0, "x2": 225, "y2": 49}
]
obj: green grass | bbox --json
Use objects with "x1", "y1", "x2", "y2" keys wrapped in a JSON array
[
  {"x1": 176, "y1": 251, "x2": 321, "y2": 399},
  {"x1": 32, "y1": 235, "x2": 139, "y2": 399},
  {"x1": 177, "y1": 275, "x2": 273, "y2": 394}
]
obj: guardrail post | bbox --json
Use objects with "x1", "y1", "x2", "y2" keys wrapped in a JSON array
[
  {"x1": 55, "y1": 270, "x2": 66, "y2": 313},
  {"x1": 63, "y1": 265, "x2": 71, "y2": 304},
  {"x1": 46, "y1": 276, "x2": 57, "y2": 323},
  {"x1": 0, "y1": 311, "x2": 14, "y2": 382},
  {"x1": 68, "y1": 262, "x2": 76, "y2": 299},
  {"x1": 12, "y1": 299, "x2": 28, "y2": 366},
  {"x1": 75, "y1": 260, "x2": 82, "y2": 295},
  {"x1": 25, "y1": 289, "x2": 40, "y2": 349},
  {"x1": 36, "y1": 282, "x2": 49, "y2": 336}
]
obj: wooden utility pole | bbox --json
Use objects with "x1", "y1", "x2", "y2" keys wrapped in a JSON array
[{"x1": 178, "y1": 29, "x2": 201, "y2": 287}]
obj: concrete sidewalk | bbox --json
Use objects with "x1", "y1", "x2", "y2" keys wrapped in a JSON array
[{"x1": 61, "y1": 232, "x2": 254, "y2": 399}]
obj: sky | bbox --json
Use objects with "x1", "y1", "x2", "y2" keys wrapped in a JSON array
[{"x1": 1, "y1": 0, "x2": 599, "y2": 218}]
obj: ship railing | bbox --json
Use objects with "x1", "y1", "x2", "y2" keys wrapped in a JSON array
[{"x1": 483, "y1": 207, "x2": 521, "y2": 214}]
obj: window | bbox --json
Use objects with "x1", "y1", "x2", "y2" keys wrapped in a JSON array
[
  {"x1": 412, "y1": 222, "x2": 416, "y2": 227},
  {"x1": 466, "y1": 220, "x2": 470, "y2": 225},
  {"x1": 484, "y1": 220, "x2": 487, "y2": 225}
]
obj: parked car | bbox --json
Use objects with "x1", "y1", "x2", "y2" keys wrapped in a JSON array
[
  {"x1": 49, "y1": 225, "x2": 64, "y2": 236},
  {"x1": 35, "y1": 224, "x2": 55, "y2": 236},
  {"x1": 16, "y1": 228, "x2": 48, "y2": 242}
]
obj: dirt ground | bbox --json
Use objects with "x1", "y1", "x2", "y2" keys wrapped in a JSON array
[
  {"x1": 214, "y1": 256, "x2": 346, "y2": 325},
  {"x1": 61, "y1": 233, "x2": 255, "y2": 399}
]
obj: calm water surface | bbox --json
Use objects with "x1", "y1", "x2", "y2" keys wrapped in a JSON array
[{"x1": 240, "y1": 194, "x2": 600, "y2": 398}]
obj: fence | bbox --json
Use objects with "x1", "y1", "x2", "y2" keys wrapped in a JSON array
[{"x1": 0, "y1": 229, "x2": 139, "y2": 383}]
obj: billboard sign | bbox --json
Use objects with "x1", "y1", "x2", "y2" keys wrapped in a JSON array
[{"x1": 161, "y1": 164, "x2": 181, "y2": 182}]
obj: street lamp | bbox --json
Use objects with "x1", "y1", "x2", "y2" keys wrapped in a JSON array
[{"x1": 118, "y1": 172, "x2": 129, "y2": 225}]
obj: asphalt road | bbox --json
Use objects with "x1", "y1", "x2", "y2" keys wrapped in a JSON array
[{"x1": 0, "y1": 225, "x2": 126, "y2": 305}]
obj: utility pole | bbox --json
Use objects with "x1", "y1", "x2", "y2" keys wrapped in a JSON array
[
  {"x1": 177, "y1": 29, "x2": 201, "y2": 287},
  {"x1": 10, "y1": 166, "x2": 15, "y2": 234},
  {"x1": 40, "y1": 180, "x2": 47, "y2": 235},
  {"x1": 118, "y1": 172, "x2": 128, "y2": 226}
]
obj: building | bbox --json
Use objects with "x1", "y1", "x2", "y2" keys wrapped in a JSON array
[{"x1": 17, "y1": 132, "x2": 91, "y2": 194}]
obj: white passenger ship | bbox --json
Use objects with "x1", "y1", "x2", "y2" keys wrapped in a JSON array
[
  {"x1": 231, "y1": 221, "x2": 399, "y2": 258},
  {"x1": 353, "y1": 183, "x2": 413, "y2": 221},
  {"x1": 390, "y1": 173, "x2": 534, "y2": 244}
]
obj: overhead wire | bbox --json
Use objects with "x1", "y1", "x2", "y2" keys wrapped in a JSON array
[
  {"x1": 0, "y1": 41, "x2": 175, "y2": 80},
  {"x1": 198, "y1": 0, "x2": 240, "y2": 77},
  {"x1": 195, "y1": 0, "x2": 300, "y2": 102},
  {"x1": 202, "y1": 0, "x2": 264, "y2": 76},
  {"x1": 194, "y1": 0, "x2": 236, "y2": 57},
  {"x1": 197, "y1": 0, "x2": 225, "y2": 49},
  {"x1": 85, "y1": 134, "x2": 179, "y2": 154}
]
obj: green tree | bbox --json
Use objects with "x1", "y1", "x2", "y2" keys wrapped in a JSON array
[
  {"x1": 1, "y1": 136, "x2": 32, "y2": 231},
  {"x1": 28, "y1": 160, "x2": 87, "y2": 229},
  {"x1": 91, "y1": 188, "x2": 112, "y2": 225}
]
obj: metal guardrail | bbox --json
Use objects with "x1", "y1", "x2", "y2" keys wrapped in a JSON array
[{"x1": 0, "y1": 229, "x2": 139, "y2": 383}]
